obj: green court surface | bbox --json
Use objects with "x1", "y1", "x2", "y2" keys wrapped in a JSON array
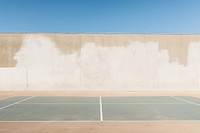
[{"x1": 0, "y1": 96, "x2": 200, "y2": 121}]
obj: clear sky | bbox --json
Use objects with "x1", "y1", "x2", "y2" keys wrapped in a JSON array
[{"x1": 0, "y1": 0, "x2": 200, "y2": 33}]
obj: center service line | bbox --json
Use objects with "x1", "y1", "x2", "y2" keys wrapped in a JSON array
[{"x1": 99, "y1": 96, "x2": 103, "y2": 122}]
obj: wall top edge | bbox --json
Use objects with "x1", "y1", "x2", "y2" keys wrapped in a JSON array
[{"x1": 0, "y1": 32, "x2": 200, "y2": 35}]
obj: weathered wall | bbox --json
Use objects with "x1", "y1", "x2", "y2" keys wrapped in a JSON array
[{"x1": 0, "y1": 33, "x2": 200, "y2": 91}]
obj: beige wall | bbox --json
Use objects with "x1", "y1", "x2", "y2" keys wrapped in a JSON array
[
  {"x1": 0, "y1": 33, "x2": 200, "y2": 91},
  {"x1": 1, "y1": 33, "x2": 200, "y2": 67}
]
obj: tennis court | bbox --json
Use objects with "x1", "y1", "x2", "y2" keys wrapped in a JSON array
[{"x1": 0, "y1": 96, "x2": 200, "y2": 122}]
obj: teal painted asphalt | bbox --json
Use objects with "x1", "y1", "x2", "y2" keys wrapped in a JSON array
[{"x1": 0, "y1": 96, "x2": 200, "y2": 121}]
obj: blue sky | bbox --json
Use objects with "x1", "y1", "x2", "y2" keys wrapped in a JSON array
[{"x1": 0, "y1": 0, "x2": 200, "y2": 33}]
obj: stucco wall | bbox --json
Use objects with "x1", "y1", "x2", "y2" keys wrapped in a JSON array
[{"x1": 0, "y1": 33, "x2": 200, "y2": 91}]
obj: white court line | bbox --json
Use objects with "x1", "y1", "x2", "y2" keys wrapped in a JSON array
[
  {"x1": 0, "y1": 96, "x2": 13, "y2": 101},
  {"x1": 18, "y1": 102, "x2": 189, "y2": 105},
  {"x1": 18, "y1": 103, "x2": 98, "y2": 104},
  {"x1": 0, "y1": 96, "x2": 35, "y2": 110},
  {"x1": 30, "y1": 96, "x2": 99, "y2": 98},
  {"x1": 1, "y1": 120, "x2": 200, "y2": 123},
  {"x1": 192, "y1": 96, "x2": 200, "y2": 99},
  {"x1": 171, "y1": 96, "x2": 200, "y2": 107},
  {"x1": 99, "y1": 96, "x2": 103, "y2": 122},
  {"x1": 101, "y1": 102, "x2": 190, "y2": 105}
]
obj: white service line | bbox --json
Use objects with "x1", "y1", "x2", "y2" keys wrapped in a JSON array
[
  {"x1": 0, "y1": 96, "x2": 13, "y2": 101},
  {"x1": 100, "y1": 103, "x2": 188, "y2": 105},
  {"x1": 99, "y1": 96, "x2": 103, "y2": 122},
  {"x1": 18, "y1": 103, "x2": 98, "y2": 104},
  {"x1": 170, "y1": 96, "x2": 200, "y2": 107},
  {"x1": 17, "y1": 102, "x2": 188, "y2": 105},
  {"x1": 0, "y1": 96, "x2": 35, "y2": 110}
]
